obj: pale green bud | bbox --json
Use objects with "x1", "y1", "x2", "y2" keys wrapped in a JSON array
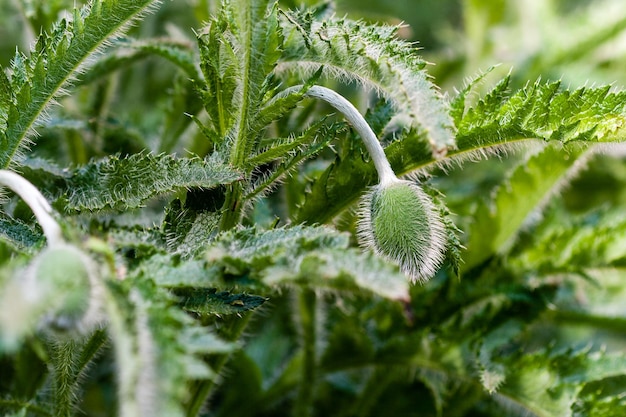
[
  {"x1": 272, "y1": 86, "x2": 449, "y2": 282},
  {"x1": 0, "y1": 244, "x2": 103, "y2": 349},
  {"x1": 357, "y1": 180, "x2": 447, "y2": 283},
  {"x1": 0, "y1": 171, "x2": 104, "y2": 350}
]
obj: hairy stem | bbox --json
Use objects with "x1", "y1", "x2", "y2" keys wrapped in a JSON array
[
  {"x1": 294, "y1": 288, "x2": 317, "y2": 417},
  {"x1": 218, "y1": 183, "x2": 244, "y2": 231},
  {"x1": 50, "y1": 340, "x2": 79, "y2": 417},
  {"x1": 185, "y1": 313, "x2": 253, "y2": 417},
  {"x1": 0, "y1": 170, "x2": 63, "y2": 246},
  {"x1": 280, "y1": 85, "x2": 397, "y2": 185}
]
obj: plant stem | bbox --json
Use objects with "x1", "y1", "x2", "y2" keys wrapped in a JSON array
[
  {"x1": 0, "y1": 170, "x2": 63, "y2": 246},
  {"x1": 50, "y1": 339, "x2": 78, "y2": 417},
  {"x1": 294, "y1": 288, "x2": 317, "y2": 417},
  {"x1": 276, "y1": 85, "x2": 398, "y2": 185},
  {"x1": 185, "y1": 312, "x2": 253, "y2": 417},
  {"x1": 218, "y1": 182, "x2": 244, "y2": 231}
]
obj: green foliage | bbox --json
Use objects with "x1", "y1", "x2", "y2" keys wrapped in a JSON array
[
  {"x1": 46, "y1": 152, "x2": 239, "y2": 212},
  {"x1": 278, "y1": 10, "x2": 456, "y2": 156},
  {"x1": 0, "y1": 0, "x2": 163, "y2": 168},
  {"x1": 2, "y1": 0, "x2": 626, "y2": 416}
]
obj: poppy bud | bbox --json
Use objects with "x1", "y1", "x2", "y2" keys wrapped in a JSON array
[
  {"x1": 358, "y1": 179, "x2": 447, "y2": 283},
  {"x1": 0, "y1": 244, "x2": 102, "y2": 349}
]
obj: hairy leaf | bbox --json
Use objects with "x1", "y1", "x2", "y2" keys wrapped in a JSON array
[
  {"x1": 76, "y1": 36, "x2": 200, "y2": 90},
  {"x1": 1, "y1": 0, "x2": 163, "y2": 168},
  {"x1": 278, "y1": 12, "x2": 456, "y2": 156},
  {"x1": 25, "y1": 153, "x2": 241, "y2": 212},
  {"x1": 172, "y1": 287, "x2": 268, "y2": 316},
  {"x1": 493, "y1": 348, "x2": 626, "y2": 417},
  {"x1": 0, "y1": 216, "x2": 44, "y2": 252},
  {"x1": 136, "y1": 253, "x2": 219, "y2": 288},
  {"x1": 104, "y1": 277, "x2": 234, "y2": 417},
  {"x1": 295, "y1": 79, "x2": 626, "y2": 224},
  {"x1": 463, "y1": 143, "x2": 587, "y2": 271},
  {"x1": 511, "y1": 207, "x2": 626, "y2": 274},
  {"x1": 206, "y1": 225, "x2": 410, "y2": 301}
]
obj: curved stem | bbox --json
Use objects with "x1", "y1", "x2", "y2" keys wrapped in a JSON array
[
  {"x1": 0, "y1": 170, "x2": 63, "y2": 246},
  {"x1": 278, "y1": 85, "x2": 398, "y2": 185}
]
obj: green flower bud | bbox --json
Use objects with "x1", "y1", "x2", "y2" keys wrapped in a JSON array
[
  {"x1": 0, "y1": 171, "x2": 104, "y2": 351},
  {"x1": 273, "y1": 85, "x2": 449, "y2": 282},
  {"x1": 357, "y1": 180, "x2": 447, "y2": 283},
  {"x1": 0, "y1": 244, "x2": 103, "y2": 349},
  {"x1": 31, "y1": 244, "x2": 101, "y2": 333}
]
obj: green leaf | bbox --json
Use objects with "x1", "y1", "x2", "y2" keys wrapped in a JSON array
[
  {"x1": 493, "y1": 348, "x2": 626, "y2": 417},
  {"x1": 76, "y1": 38, "x2": 195, "y2": 86},
  {"x1": 162, "y1": 193, "x2": 223, "y2": 258},
  {"x1": 0, "y1": 216, "x2": 44, "y2": 253},
  {"x1": 230, "y1": 0, "x2": 285, "y2": 166},
  {"x1": 1, "y1": 0, "x2": 163, "y2": 168},
  {"x1": 103, "y1": 277, "x2": 234, "y2": 417},
  {"x1": 126, "y1": 38, "x2": 200, "y2": 79},
  {"x1": 0, "y1": 67, "x2": 11, "y2": 132},
  {"x1": 463, "y1": 143, "x2": 587, "y2": 270},
  {"x1": 135, "y1": 253, "x2": 220, "y2": 287},
  {"x1": 449, "y1": 65, "x2": 498, "y2": 123},
  {"x1": 295, "y1": 79, "x2": 626, "y2": 224},
  {"x1": 573, "y1": 389, "x2": 626, "y2": 417},
  {"x1": 40, "y1": 153, "x2": 240, "y2": 212},
  {"x1": 511, "y1": 207, "x2": 626, "y2": 273},
  {"x1": 206, "y1": 225, "x2": 410, "y2": 301},
  {"x1": 279, "y1": 13, "x2": 456, "y2": 156},
  {"x1": 245, "y1": 119, "x2": 339, "y2": 200},
  {"x1": 172, "y1": 287, "x2": 268, "y2": 316}
]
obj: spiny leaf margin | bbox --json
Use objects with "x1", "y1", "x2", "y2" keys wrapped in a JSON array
[{"x1": 1, "y1": 0, "x2": 163, "y2": 168}]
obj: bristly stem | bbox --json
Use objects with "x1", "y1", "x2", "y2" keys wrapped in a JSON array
[
  {"x1": 186, "y1": 313, "x2": 253, "y2": 417},
  {"x1": 0, "y1": 170, "x2": 63, "y2": 246},
  {"x1": 279, "y1": 85, "x2": 398, "y2": 186},
  {"x1": 51, "y1": 339, "x2": 79, "y2": 417},
  {"x1": 294, "y1": 288, "x2": 317, "y2": 417}
]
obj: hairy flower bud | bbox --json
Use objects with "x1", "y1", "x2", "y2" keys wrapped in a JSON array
[
  {"x1": 0, "y1": 171, "x2": 104, "y2": 350},
  {"x1": 357, "y1": 180, "x2": 447, "y2": 283},
  {"x1": 273, "y1": 85, "x2": 449, "y2": 282},
  {"x1": 0, "y1": 244, "x2": 103, "y2": 349},
  {"x1": 30, "y1": 244, "x2": 102, "y2": 333}
]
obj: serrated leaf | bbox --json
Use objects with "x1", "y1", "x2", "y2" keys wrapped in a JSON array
[
  {"x1": 279, "y1": 13, "x2": 456, "y2": 156},
  {"x1": 493, "y1": 348, "x2": 626, "y2": 417},
  {"x1": 245, "y1": 119, "x2": 339, "y2": 200},
  {"x1": 1, "y1": 0, "x2": 163, "y2": 168},
  {"x1": 172, "y1": 287, "x2": 267, "y2": 316},
  {"x1": 463, "y1": 144, "x2": 586, "y2": 271},
  {"x1": 0, "y1": 67, "x2": 11, "y2": 132},
  {"x1": 0, "y1": 216, "x2": 44, "y2": 252},
  {"x1": 511, "y1": 206, "x2": 626, "y2": 274},
  {"x1": 49, "y1": 153, "x2": 240, "y2": 212},
  {"x1": 450, "y1": 65, "x2": 498, "y2": 123},
  {"x1": 263, "y1": 249, "x2": 410, "y2": 301},
  {"x1": 206, "y1": 225, "x2": 410, "y2": 301},
  {"x1": 162, "y1": 191, "x2": 223, "y2": 258},
  {"x1": 126, "y1": 38, "x2": 200, "y2": 79},
  {"x1": 573, "y1": 391, "x2": 626, "y2": 417},
  {"x1": 107, "y1": 226, "x2": 167, "y2": 257},
  {"x1": 136, "y1": 253, "x2": 219, "y2": 287},
  {"x1": 295, "y1": 80, "x2": 626, "y2": 225},
  {"x1": 104, "y1": 277, "x2": 232, "y2": 417}
]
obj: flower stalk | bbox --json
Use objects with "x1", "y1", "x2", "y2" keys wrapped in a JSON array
[
  {"x1": 0, "y1": 170, "x2": 102, "y2": 349},
  {"x1": 281, "y1": 85, "x2": 447, "y2": 282},
  {"x1": 0, "y1": 170, "x2": 63, "y2": 246}
]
